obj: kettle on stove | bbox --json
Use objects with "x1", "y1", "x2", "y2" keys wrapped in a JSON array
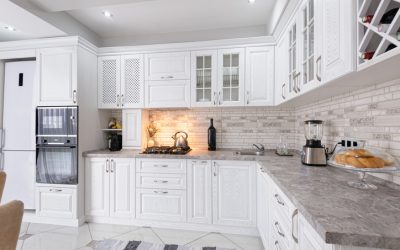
[{"x1": 172, "y1": 131, "x2": 189, "y2": 148}]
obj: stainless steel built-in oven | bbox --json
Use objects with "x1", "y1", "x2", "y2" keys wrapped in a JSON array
[{"x1": 36, "y1": 107, "x2": 78, "y2": 185}]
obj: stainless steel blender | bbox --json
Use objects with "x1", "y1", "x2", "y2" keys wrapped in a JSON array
[{"x1": 301, "y1": 120, "x2": 327, "y2": 166}]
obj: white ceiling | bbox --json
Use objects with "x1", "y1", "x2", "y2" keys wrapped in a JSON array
[
  {"x1": 0, "y1": 1, "x2": 65, "y2": 42},
  {"x1": 27, "y1": 0, "x2": 277, "y2": 45}
]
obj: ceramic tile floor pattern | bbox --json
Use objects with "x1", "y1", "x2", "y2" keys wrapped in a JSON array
[{"x1": 16, "y1": 222, "x2": 264, "y2": 250}]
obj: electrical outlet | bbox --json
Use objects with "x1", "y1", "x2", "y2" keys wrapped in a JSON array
[{"x1": 340, "y1": 139, "x2": 364, "y2": 148}]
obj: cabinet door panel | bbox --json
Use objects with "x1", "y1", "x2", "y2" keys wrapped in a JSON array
[
  {"x1": 245, "y1": 46, "x2": 274, "y2": 106},
  {"x1": 145, "y1": 80, "x2": 190, "y2": 108},
  {"x1": 257, "y1": 168, "x2": 269, "y2": 247},
  {"x1": 98, "y1": 56, "x2": 121, "y2": 109},
  {"x1": 110, "y1": 158, "x2": 135, "y2": 218},
  {"x1": 136, "y1": 189, "x2": 186, "y2": 222},
  {"x1": 275, "y1": 33, "x2": 290, "y2": 105},
  {"x1": 38, "y1": 47, "x2": 76, "y2": 106},
  {"x1": 212, "y1": 161, "x2": 256, "y2": 227},
  {"x1": 36, "y1": 186, "x2": 76, "y2": 219},
  {"x1": 85, "y1": 158, "x2": 109, "y2": 217},
  {"x1": 122, "y1": 109, "x2": 142, "y2": 148},
  {"x1": 187, "y1": 160, "x2": 212, "y2": 224},
  {"x1": 145, "y1": 52, "x2": 190, "y2": 80},
  {"x1": 121, "y1": 55, "x2": 144, "y2": 108}
]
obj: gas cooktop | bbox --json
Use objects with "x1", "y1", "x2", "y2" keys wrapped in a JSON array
[{"x1": 142, "y1": 146, "x2": 191, "y2": 155}]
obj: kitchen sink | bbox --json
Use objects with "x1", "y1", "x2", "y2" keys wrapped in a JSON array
[{"x1": 235, "y1": 151, "x2": 265, "y2": 156}]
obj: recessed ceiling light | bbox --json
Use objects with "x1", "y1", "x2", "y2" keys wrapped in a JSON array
[
  {"x1": 4, "y1": 26, "x2": 16, "y2": 32},
  {"x1": 102, "y1": 11, "x2": 113, "y2": 18},
  {"x1": 248, "y1": 0, "x2": 256, "y2": 3}
]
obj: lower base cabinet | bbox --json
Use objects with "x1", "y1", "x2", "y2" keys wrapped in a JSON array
[
  {"x1": 256, "y1": 167, "x2": 269, "y2": 247},
  {"x1": 36, "y1": 186, "x2": 77, "y2": 219},
  {"x1": 85, "y1": 157, "x2": 135, "y2": 219}
]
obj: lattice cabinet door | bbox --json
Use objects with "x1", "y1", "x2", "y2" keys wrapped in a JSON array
[
  {"x1": 120, "y1": 55, "x2": 145, "y2": 108},
  {"x1": 98, "y1": 56, "x2": 121, "y2": 109}
]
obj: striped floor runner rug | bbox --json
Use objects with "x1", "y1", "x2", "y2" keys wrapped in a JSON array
[{"x1": 94, "y1": 239, "x2": 235, "y2": 250}]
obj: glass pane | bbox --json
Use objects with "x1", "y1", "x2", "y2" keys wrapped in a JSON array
[
  {"x1": 223, "y1": 68, "x2": 230, "y2": 87},
  {"x1": 303, "y1": 30, "x2": 308, "y2": 60},
  {"x1": 204, "y1": 69, "x2": 212, "y2": 88},
  {"x1": 289, "y1": 48, "x2": 292, "y2": 72},
  {"x1": 223, "y1": 88, "x2": 230, "y2": 101},
  {"x1": 197, "y1": 56, "x2": 203, "y2": 69},
  {"x1": 309, "y1": 0, "x2": 314, "y2": 20},
  {"x1": 196, "y1": 69, "x2": 203, "y2": 88},
  {"x1": 303, "y1": 63, "x2": 307, "y2": 84},
  {"x1": 309, "y1": 56, "x2": 314, "y2": 81},
  {"x1": 196, "y1": 89, "x2": 204, "y2": 102},
  {"x1": 231, "y1": 68, "x2": 239, "y2": 87},
  {"x1": 231, "y1": 88, "x2": 239, "y2": 101},
  {"x1": 223, "y1": 55, "x2": 230, "y2": 67},
  {"x1": 204, "y1": 89, "x2": 211, "y2": 102},
  {"x1": 232, "y1": 54, "x2": 239, "y2": 67},
  {"x1": 309, "y1": 23, "x2": 314, "y2": 56},
  {"x1": 293, "y1": 24, "x2": 296, "y2": 41},
  {"x1": 205, "y1": 56, "x2": 212, "y2": 68},
  {"x1": 303, "y1": 8, "x2": 307, "y2": 27},
  {"x1": 293, "y1": 47, "x2": 296, "y2": 71}
]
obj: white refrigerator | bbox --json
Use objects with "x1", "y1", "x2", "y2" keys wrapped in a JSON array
[{"x1": 1, "y1": 61, "x2": 36, "y2": 209}]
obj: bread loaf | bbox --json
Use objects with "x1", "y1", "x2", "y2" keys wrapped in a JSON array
[{"x1": 334, "y1": 149, "x2": 385, "y2": 168}]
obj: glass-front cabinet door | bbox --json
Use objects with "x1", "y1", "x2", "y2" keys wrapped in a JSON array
[
  {"x1": 191, "y1": 50, "x2": 217, "y2": 107},
  {"x1": 288, "y1": 21, "x2": 300, "y2": 98},
  {"x1": 218, "y1": 48, "x2": 245, "y2": 106}
]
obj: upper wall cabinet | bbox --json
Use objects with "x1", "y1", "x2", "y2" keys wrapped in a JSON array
[
  {"x1": 145, "y1": 52, "x2": 190, "y2": 80},
  {"x1": 245, "y1": 46, "x2": 275, "y2": 106},
  {"x1": 37, "y1": 47, "x2": 77, "y2": 106},
  {"x1": 191, "y1": 50, "x2": 218, "y2": 107},
  {"x1": 275, "y1": 34, "x2": 290, "y2": 105},
  {"x1": 321, "y1": 0, "x2": 356, "y2": 83},
  {"x1": 217, "y1": 48, "x2": 245, "y2": 107},
  {"x1": 98, "y1": 55, "x2": 144, "y2": 109}
]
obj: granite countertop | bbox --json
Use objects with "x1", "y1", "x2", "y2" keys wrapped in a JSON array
[{"x1": 83, "y1": 148, "x2": 400, "y2": 249}]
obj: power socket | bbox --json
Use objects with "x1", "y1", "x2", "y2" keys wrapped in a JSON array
[{"x1": 340, "y1": 139, "x2": 363, "y2": 148}]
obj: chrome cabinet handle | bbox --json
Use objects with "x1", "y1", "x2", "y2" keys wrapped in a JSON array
[
  {"x1": 116, "y1": 94, "x2": 120, "y2": 107},
  {"x1": 213, "y1": 92, "x2": 217, "y2": 105},
  {"x1": 213, "y1": 161, "x2": 217, "y2": 176},
  {"x1": 49, "y1": 189, "x2": 62, "y2": 192},
  {"x1": 153, "y1": 180, "x2": 169, "y2": 183},
  {"x1": 296, "y1": 72, "x2": 301, "y2": 92},
  {"x1": 292, "y1": 209, "x2": 299, "y2": 243},
  {"x1": 110, "y1": 159, "x2": 115, "y2": 173},
  {"x1": 73, "y1": 90, "x2": 77, "y2": 104},
  {"x1": 281, "y1": 83, "x2": 286, "y2": 100},
  {"x1": 154, "y1": 191, "x2": 169, "y2": 194},
  {"x1": 161, "y1": 76, "x2": 174, "y2": 79},
  {"x1": 218, "y1": 91, "x2": 222, "y2": 105},
  {"x1": 274, "y1": 240, "x2": 281, "y2": 250},
  {"x1": 154, "y1": 164, "x2": 168, "y2": 168},
  {"x1": 1, "y1": 129, "x2": 5, "y2": 148},
  {"x1": 274, "y1": 221, "x2": 285, "y2": 237},
  {"x1": 274, "y1": 194, "x2": 285, "y2": 206},
  {"x1": 106, "y1": 159, "x2": 109, "y2": 173},
  {"x1": 292, "y1": 75, "x2": 298, "y2": 93},
  {"x1": 246, "y1": 91, "x2": 250, "y2": 105},
  {"x1": 121, "y1": 94, "x2": 125, "y2": 107},
  {"x1": 316, "y1": 56, "x2": 322, "y2": 82}
]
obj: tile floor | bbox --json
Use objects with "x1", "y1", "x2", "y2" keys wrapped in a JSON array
[{"x1": 17, "y1": 222, "x2": 264, "y2": 250}]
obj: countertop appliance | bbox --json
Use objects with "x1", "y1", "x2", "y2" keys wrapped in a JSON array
[
  {"x1": 301, "y1": 120, "x2": 327, "y2": 166},
  {"x1": 108, "y1": 134, "x2": 122, "y2": 151},
  {"x1": 171, "y1": 131, "x2": 189, "y2": 148},
  {"x1": 36, "y1": 106, "x2": 78, "y2": 184},
  {"x1": 1, "y1": 61, "x2": 36, "y2": 209},
  {"x1": 142, "y1": 146, "x2": 191, "y2": 155}
]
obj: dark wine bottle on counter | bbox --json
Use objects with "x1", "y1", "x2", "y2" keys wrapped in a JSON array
[{"x1": 208, "y1": 118, "x2": 216, "y2": 151}]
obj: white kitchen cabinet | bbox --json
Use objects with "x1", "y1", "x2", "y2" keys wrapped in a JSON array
[
  {"x1": 85, "y1": 157, "x2": 135, "y2": 219},
  {"x1": 38, "y1": 47, "x2": 77, "y2": 106},
  {"x1": 245, "y1": 46, "x2": 275, "y2": 106},
  {"x1": 257, "y1": 167, "x2": 269, "y2": 247},
  {"x1": 217, "y1": 48, "x2": 245, "y2": 106},
  {"x1": 136, "y1": 188, "x2": 186, "y2": 222},
  {"x1": 122, "y1": 109, "x2": 147, "y2": 149},
  {"x1": 187, "y1": 160, "x2": 212, "y2": 224},
  {"x1": 212, "y1": 160, "x2": 256, "y2": 227},
  {"x1": 136, "y1": 158, "x2": 186, "y2": 174},
  {"x1": 145, "y1": 52, "x2": 190, "y2": 80},
  {"x1": 321, "y1": 0, "x2": 355, "y2": 83},
  {"x1": 275, "y1": 33, "x2": 290, "y2": 105},
  {"x1": 98, "y1": 55, "x2": 144, "y2": 109},
  {"x1": 287, "y1": 16, "x2": 302, "y2": 100},
  {"x1": 36, "y1": 186, "x2": 77, "y2": 219},
  {"x1": 191, "y1": 50, "x2": 218, "y2": 107},
  {"x1": 145, "y1": 80, "x2": 190, "y2": 108}
]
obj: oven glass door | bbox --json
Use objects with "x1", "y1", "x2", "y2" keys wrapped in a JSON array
[
  {"x1": 37, "y1": 107, "x2": 77, "y2": 136},
  {"x1": 36, "y1": 146, "x2": 77, "y2": 184}
]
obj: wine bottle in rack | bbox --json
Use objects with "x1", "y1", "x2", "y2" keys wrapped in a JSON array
[
  {"x1": 380, "y1": 8, "x2": 399, "y2": 24},
  {"x1": 360, "y1": 51, "x2": 375, "y2": 60},
  {"x1": 362, "y1": 15, "x2": 373, "y2": 23}
]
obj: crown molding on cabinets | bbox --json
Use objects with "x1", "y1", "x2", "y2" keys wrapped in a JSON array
[
  {"x1": 97, "y1": 36, "x2": 276, "y2": 56},
  {"x1": 272, "y1": 0, "x2": 302, "y2": 44}
]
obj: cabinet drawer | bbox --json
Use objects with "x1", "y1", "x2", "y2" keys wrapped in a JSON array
[
  {"x1": 145, "y1": 80, "x2": 190, "y2": 108},
  {"x1": 136, "y1": 159, "x2": 186, "y2": 174},
  {"x1": 145, "y1": 52, "x2": 190, "y2": 80},
  {"x1": 270, "y1": 184, "x2": 296, "y2": 222},
  {"x1": 270, "y1": 209, "x2": 291, "y2": 249},
  {"x1": 136, "y1": 173, "x2": 186, "y2": 189},
  {"x1": 136, "y1": 188, "x2": 186, "y2": 222},
  {"x1": 36, "y1": 186, "x2": 77, "y2": 219}
]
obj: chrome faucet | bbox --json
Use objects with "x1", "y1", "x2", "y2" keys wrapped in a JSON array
[{"x1": 253, "y1": 143, "x2": 265, "y2": 152}]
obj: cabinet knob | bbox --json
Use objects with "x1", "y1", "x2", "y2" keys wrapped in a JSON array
[{"x1": 72, "y1": 90, "x2": 77, "y2": 104}]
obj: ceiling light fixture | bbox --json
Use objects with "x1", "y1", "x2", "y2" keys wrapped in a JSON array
[
  {"x1": 4, "y1": 26, "x2": 16, "y2": 32},
  {"x1": 102, "y1": 11, "x2": 113, "y2": 18},
  {"x1": 248, "y1": 0, "x2": 256, "y2": 3}
]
